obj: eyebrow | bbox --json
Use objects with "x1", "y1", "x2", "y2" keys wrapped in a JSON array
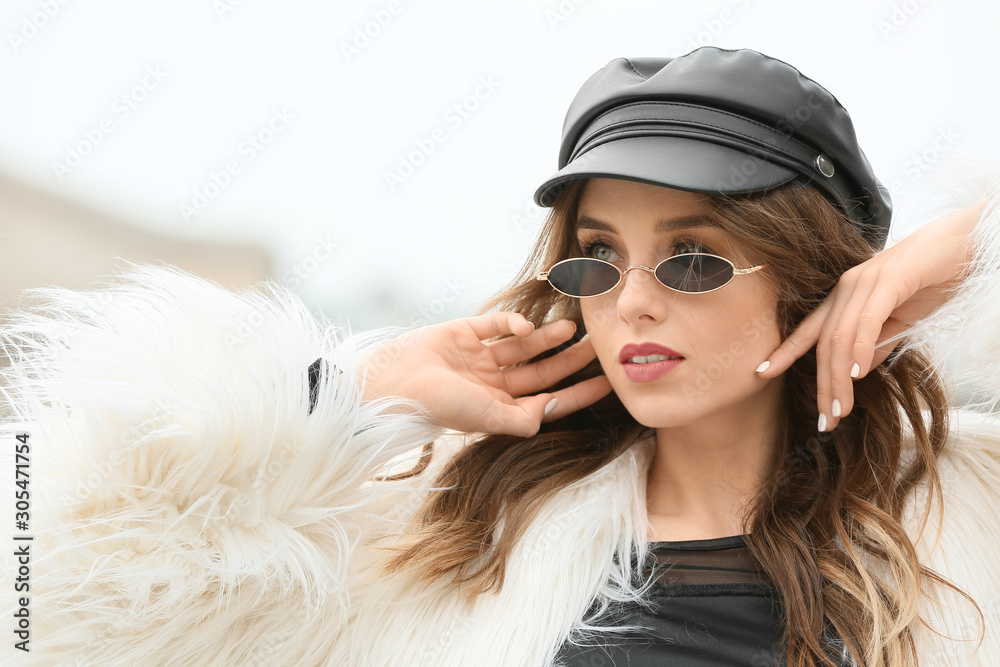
[{"x1": 574, "y1": 214, "x2": 721, "y2": 234}]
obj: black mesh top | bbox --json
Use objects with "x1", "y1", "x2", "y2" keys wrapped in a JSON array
[{"x1": 554, "y1": 534, "x2": 854, "y2": 667}]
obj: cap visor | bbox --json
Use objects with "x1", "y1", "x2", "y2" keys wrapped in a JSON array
[{"x1": 534, "y1": 135, "x2": 800, "y2": 206}]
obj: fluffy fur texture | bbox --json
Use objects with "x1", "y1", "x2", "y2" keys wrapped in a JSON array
[
  {"x1": 2, "y1": 159, "x2": 1000, "y2": 665},
  {"x1": 0, "y1": 267, "x2": 445, "y2": 665}
]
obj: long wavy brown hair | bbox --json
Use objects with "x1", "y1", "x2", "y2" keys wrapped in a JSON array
[{"x1": 372, "y1": 179, "x2": 984, "y2": 666}]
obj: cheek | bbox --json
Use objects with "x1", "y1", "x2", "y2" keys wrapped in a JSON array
[
  {"x1": 580, "y1": 298, "x2": 618, "y2": 367},
  {"x1": 580, "y1": 297, "x2": 617, "y2": 335},
  {"x1": 678, "y1": 299, "x2": 780, "y2": 374},
  {"x1": 734, "y1": 306, "x2": 783, "y2": 355}
]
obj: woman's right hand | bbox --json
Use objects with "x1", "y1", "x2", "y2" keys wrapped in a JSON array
[{"x1": 359, "y1": 312, "x2": 613, "y2": 437}]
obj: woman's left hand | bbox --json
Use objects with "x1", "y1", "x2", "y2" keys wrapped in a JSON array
[{"x1": 754, "y1": 201, "x2": 985, "y2": 432}]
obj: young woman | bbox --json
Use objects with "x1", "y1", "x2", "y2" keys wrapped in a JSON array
[{"x1": 5, "y1": 47, "x2": 1000, "y2": 666}]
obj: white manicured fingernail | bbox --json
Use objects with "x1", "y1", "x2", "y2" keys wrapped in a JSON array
[
  {"x1": 850, "y1": 362, "x2": 860, "y2": 379},
  {"x1": 832, "y1": 399, "x2": 842, "y2": 418},
  {"x1": 818, "y1": 413, "x2": 827, "y2": 432},
  {"x1": 544, "y1": 398, "x2": 558, "y2": 416},
  {"x1": 755, "y1": 360, "x2": 770, "y2": 373}
]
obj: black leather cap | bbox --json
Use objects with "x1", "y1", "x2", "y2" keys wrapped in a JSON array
[{"x1": 534, "y1": 47, "x2": 892, "y2": 249}]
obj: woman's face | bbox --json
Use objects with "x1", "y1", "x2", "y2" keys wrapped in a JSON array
[{"x1": 574, "y1": 178, "x2": 784, "y2": 428}]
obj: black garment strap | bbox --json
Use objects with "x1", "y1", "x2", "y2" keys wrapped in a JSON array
[{"x1": 306, "y1": 357, "x2": 343, "y2": 415}]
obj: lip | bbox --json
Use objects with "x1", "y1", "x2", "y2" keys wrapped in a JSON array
[
  {"x1": 619, "y1": 342, "x2": 685, "y2": 383},
  {"x1": 619, "y1": 343, "x2": 685, "y2": 364}
]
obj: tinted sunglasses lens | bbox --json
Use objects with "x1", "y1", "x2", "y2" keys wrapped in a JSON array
[
  {"x1": 548, "y1": 259, "x2": 621, "y2": 297},
  {"x1": 655, "y1": 254, "x2": 734, "y2": 293}
]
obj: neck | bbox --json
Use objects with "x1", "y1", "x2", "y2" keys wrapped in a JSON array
[{"x1": 645, "y1": 379, "x2": 783, "y2": 541}]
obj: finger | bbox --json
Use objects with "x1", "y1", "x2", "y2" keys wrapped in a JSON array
[
  {"x1": 849, "y1": 279, "x2": 908, "y2": 381},
  {"x1": 819, "y1": 275, "x2": 883, "y2": 430},
  {"x1": 481, "y1": 392, "x2": 557, "y2": 438},
  {"x1": 756, "y1": 293, "x2": 834, "y2": 378},
  {"x1": 502, "y1": 334, "x2": 597, "y2": 396},
  {"x1": 814, "y1": 286, "x2": 855, "y2": 432},
  {"x1": 480, "y1": 374, "x2": 614, "y2": 436},
  {"x1": 464, "y1": 311, "x2": 535, "y2": 342},
  {"x1": 825, "y1": 277, "x2": 910, "y2": 429},
  {"x1": 541, "y1": 374, "x2": 614, "y2": 422},
  {"x1": 487, "y1": 319, "x2": 577, "y2": 368}
]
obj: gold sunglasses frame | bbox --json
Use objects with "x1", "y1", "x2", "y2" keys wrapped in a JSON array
[{"x1": 536, "y1": 254, "x2": 765, "y2": 297}]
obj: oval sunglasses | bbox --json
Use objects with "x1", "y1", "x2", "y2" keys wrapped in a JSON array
[{"x1": 536, "y1": 254, "x2": 765, "y2": 297}]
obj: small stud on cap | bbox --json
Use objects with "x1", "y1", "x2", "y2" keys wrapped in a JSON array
[{"x1": 815, "y1": 153, "x2": 835, "y2": 178}]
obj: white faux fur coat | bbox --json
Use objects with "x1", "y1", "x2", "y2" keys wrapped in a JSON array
[{"x1": 2, "y1": 164, "x2": 1000, "y2": 666}]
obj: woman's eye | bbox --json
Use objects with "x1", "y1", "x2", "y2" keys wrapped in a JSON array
[
  {"x1": 673, "y1": 238, "x2": 711, "y2": 255},
  {"x1": 580, "y1": 240, "x2": 622, "y2": 262}
]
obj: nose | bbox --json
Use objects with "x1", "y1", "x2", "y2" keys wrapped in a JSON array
[{"x1": 616, "y1": 263, "x2": 671, "y2": 324}]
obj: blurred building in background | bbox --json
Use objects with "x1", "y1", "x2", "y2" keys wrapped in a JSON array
[
  {"x1": 0, "y1": 170, "x2": 274, "y2": 417},
  {"x1": 0, "y1": 170, "x2": 273, "y2": 309}
]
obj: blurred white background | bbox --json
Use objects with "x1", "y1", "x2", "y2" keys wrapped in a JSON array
[{"x1": 1, "y1": 0, "x2": 998, "y2": 330}]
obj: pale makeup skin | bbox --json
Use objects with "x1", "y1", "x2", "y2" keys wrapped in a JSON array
[{"x1": 575, "y1": 178, "x2": 786, "y2": 542}]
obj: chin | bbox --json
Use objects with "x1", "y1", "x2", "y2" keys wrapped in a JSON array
[
  {"x1": 614, "y1": 389, "x2": 689, "y2": 428},
  {"x1": 628, "y1": 410, "x2": 689, "y2": 430}
]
